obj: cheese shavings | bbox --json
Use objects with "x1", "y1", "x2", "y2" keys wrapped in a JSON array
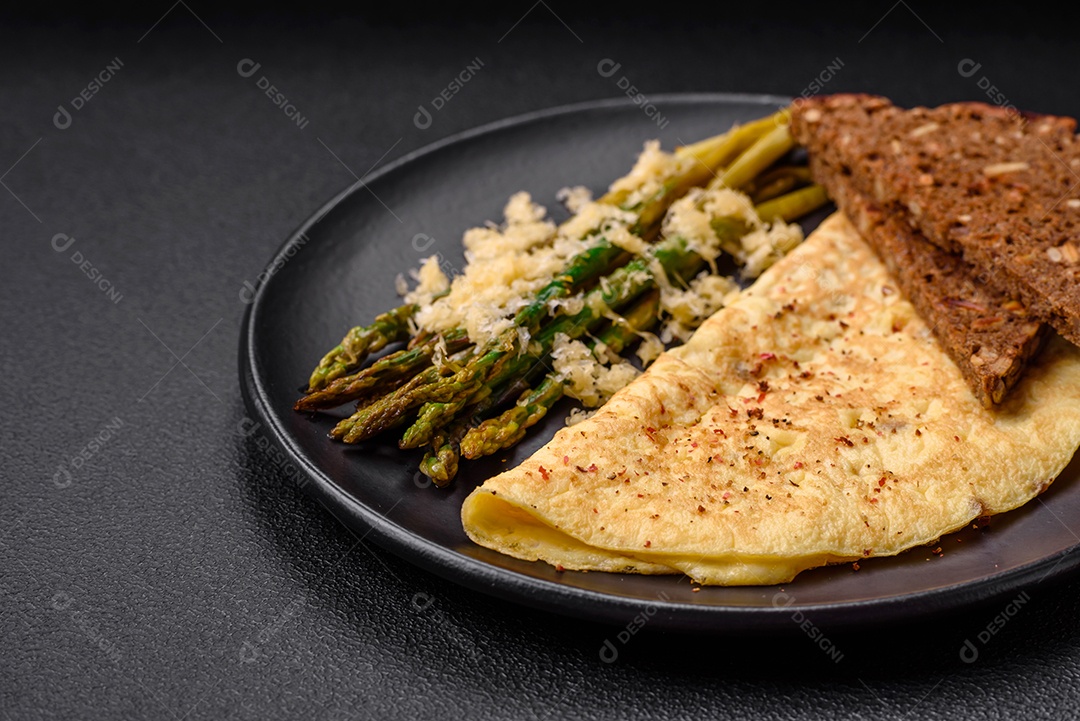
[
  {"x1": 647, "y1": 187, "x2": 756, "y2": 342},
  {"x1": 556, "y1": 186, "x2": 593, "y2": 214},
  {"x1": 650, "y1": 185, "x2": 801, "y2": 341},
  {"x1": 659, "y1": 272, "x2": 742, "y2": 343},
  {"x1": 403, "y1": 141, "x2": 699, "y2": 348},
  {"x1": 551, "y1": 332, "x2": 641, "y2": 408},
  {"x1": 405, "y1": 187, "x2": 651, "y2": 347},
  {"x1": 607, "y1": 140, "x2": 695, "y2": 210},
  {"x1": 737, "y1": 221, "x2": 804, "y2": 279},
  {"x1": 406, "y1": 192, "x2": 569, "y2": 346},
  {"x1": 635, "y1": 332, "x2": 665, "y2": 366},
  {"x1": 663, "y1": 187, "x2": 761, "y2": 263},
  {"x1": 605, "y1": 225, "x2": 651, "y2": 256},
  {"x1": 565, "y1": 407, "x2": 597, "y2": 426},
  {"x1": 557, "y1": 201, "x2": 635, "y2": 242}
]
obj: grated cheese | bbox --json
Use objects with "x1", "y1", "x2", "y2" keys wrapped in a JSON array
[
  {"x1": 556, "y1": 186, "x2": 593, "y2": 214},
  {"x1": 558, "y1": 201, "x2": 635, "y2": 242},
  {"x1": 652, "y1": 185, "x2": 800, "y2": 341},
  {"x1": 431, "y1": 334, "x2": 449, "y2": 368},
  {"x1": 548, "y1": 292, "x2": 586, "y2": 318},
  {"x1": 402, "y1": 141, "x2": 698, "y2": 348},
  {"x1": 565, "y1": 407, "x2": 597, "y2": 426},
  {"x1": 607, "y1": 141, "x2": 695, "y2": 210},
  {"x1": 406, "y1": 193, "x2": 572, "y2": 346},
  {"x1": 737, "y1": 220, "x2": 804, "y2": 279},
  {"x1": 604, "y1": 225, "x2": 651, "y2": 256},
  {"x1": 663, "y1": 187, "x2": 761, "y2": 263},
  {"x1": 663, "y1": 272, "x2": 740, "y2": 324},
  {"x1": 635, "y1": 332, "x2": 664, "y2": 366},
  {"x1": 551, "y1": 332, "x2": 642, "y2": 408},
  {"x1": 405, "y1": 256, "x2": 451, "y2": 301}
]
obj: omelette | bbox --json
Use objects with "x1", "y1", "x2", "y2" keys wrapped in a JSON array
[{"x1": 461, "y1": 212, "x2": 1080, "y2": 585}]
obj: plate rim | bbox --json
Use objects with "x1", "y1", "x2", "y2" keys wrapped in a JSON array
[{"x1": 239, "y1": 92, "x2": 1080, "y2": 632}]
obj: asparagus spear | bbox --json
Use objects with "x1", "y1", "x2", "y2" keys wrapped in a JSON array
[
  {"x1": 507, "y1": 117, "x2": 783, "y2": 332},
  {"x1": 749, "y1": 166, "x2": 813, "y2": 204},
  {"x1": 666, "y1": 113, "x2": 785, "y2": 184},
  {"x1": 612, "y1": 112, "x2": 786, "y2": 233},
  {"x1": 714, "y1": 123, "x2": 797, "y2": 191},
  {"x1": 459, "y1": 377, "x2": 563, "y2": 461},
  {"x1": 400, "y1": 385, "x2": 494, "y2": 449},
  {"x1": 420, "y1": 429, "x2": 459, "y2": 485},
  {"x1": 418, "y1": 375, "x2": 536, "y2": 486},
  {"x1": 461, "y1": 291, "x2": 660, "y2": 460},
  {"x1": 295, "y1": 328, "x2": 470, "y2": 411},
  {"x1": 307, "y1": 304, "x2": 418, "y2": 392},
  {"x1": 754, "y1": 184, "x2": 829, "y2": 223}
]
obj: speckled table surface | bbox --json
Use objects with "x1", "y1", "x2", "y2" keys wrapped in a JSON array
[{"x1": 5, "y1": 5, "x2": 1080, "y2": 719}]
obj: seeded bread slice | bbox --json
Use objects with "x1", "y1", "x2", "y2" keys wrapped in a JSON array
[
  {"x1": 790, "y1": 94, "x2": 1080, "y2": 346},
  {"x1": 803, "y1": 149, "x2": 1047, "y2": 406}
]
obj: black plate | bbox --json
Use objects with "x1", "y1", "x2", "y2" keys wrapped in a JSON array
[{"x1": 239, "y1": 93, "x2": 1080, "y2": 631}]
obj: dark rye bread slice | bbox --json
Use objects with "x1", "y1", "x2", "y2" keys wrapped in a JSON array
[
  {"x1": 790, "y1": 94, "x2": 1080, "y2": 346},
  {"x1": 803, "y1": 149, "x2": 1047, "y2": 406}
]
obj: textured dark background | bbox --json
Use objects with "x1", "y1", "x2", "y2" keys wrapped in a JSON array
[{"x1": 6, "y1": 4, "x2": 1080, "y2": 719}]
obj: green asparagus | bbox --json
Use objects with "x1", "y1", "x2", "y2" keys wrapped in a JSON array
[
  {"x1": 460, "y1": 291, "x2": 660, "y2": 459},
  {"x1": 307, "y1": 303, "x2": 417, "y2": 392},
  {"x1": 295, "y1": 327, "x2": 470, "y2": 411}
]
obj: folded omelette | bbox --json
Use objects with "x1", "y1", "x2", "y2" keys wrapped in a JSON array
[{"x1": 461, "y1": 213, "x2": 1080, "y2": 585}]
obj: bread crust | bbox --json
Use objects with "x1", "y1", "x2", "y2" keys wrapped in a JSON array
[
  {"x1": 800, "y1": 147, "x2": 1046, "y2": 406},
  {"x1": 791, "y1": 94, "x2": 1080, "y2": 345}
]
